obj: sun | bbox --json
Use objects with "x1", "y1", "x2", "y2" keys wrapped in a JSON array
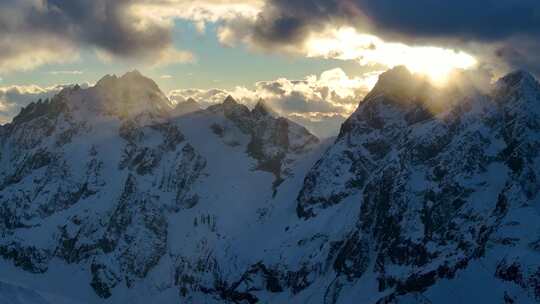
[
  {"x1": 305, "y1": 27, "x2": 478, "y2": 86},
  {"x1": 398, "y1": 45, "x2": 478, "y2": 85}
]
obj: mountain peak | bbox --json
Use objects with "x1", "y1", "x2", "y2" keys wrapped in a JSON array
[
  {"x1": 173, "y1": 98, "x2": 201, "y2": 116},
  {"x1": 207, "y1": 94, "x2": 250, "y2": 117},
  {"x1": 219, "y1": 95, "x2": 250, "y2": 114},
  {"x1": 338, "y1": 67, "x2": 438, "y2": 139},
  {"x1": 223, "y1": 95, "x2": 238, "y2": 104},
  {"x1": 96, "y1": 70, "x2": 160, "y2": 92},
  {"x1": 492, "y1": 70, "x2": 540, "y2": 105},
  {"x1": 95, "y1": 74, "x2": 117, "y2": 86},
  {"x1": 252, "y1": 99, "x2": 275, "y2": 118},
  {"x1": 89, "y1": 71, "x2": 172, "y2": 118},
  {"x1": 123, "y1": 69, "x2": 143, "y2": 78},
  {"x1": 378, "y1": 65, "x2": 413, "y2": 81},
  {"x1": 496, "y1": 70, "x2": 538, "y2": 90},
  {"x1": 185, "y1": 97, "x2": 197, "y2": 104},
  {"x1": 367, "y1": 66, "x2": 432, "y2": 102}
]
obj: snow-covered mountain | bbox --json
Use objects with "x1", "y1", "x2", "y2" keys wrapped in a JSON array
[
  {"x1": 296, "y1": 67, "x2": 540, "y2": 303},
  {"x1": 1, "y1": 68, "x2": 539, "y2": 303}
]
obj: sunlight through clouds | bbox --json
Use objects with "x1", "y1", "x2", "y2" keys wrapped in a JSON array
[
  {"x1": 169, "y1": 67, "x2": 376, "y2": 137},
  {"x1": 305, "y1": 27, "x2": 478, "y2": 85}
]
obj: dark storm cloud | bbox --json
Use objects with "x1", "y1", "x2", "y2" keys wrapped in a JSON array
[
  {"x1": 254, "y1": 0, "x2": 540, "y2": 43},
  {"x1": 355, "y1": 0, "x2": 540, "y2": 42},
  {"x1": 252, "y1": 0, "x2": 363, "y2": 45},
  {"x1": 252, "y1": 0, "x2": 540, "y2": 73},
  {"x1": 0, "y1": 0, "x2": 171, "y2": 60}
]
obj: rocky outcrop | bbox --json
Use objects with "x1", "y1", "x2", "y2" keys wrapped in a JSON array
[{"x1": 208, "y1": 97, "x2": 319, "y2": 191}]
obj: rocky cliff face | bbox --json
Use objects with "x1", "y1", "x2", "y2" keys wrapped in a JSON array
[
  {"x1": 205, "y1": 96, "x2": 319, "y2": 192},
  {"x1": 0, "y1": 71, "x2": 323, "y2": 303},
  {"x1": 1, "y1": 68, "x2": 540, "y2": 304},
  {"x1": 0, "y1": 72, "x2": 206, "y2": 298},
  {"x1": 295, "y1": 67, "x2": 540, "y2": 303}
]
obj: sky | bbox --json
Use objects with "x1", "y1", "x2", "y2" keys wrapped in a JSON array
[{"x1": 1, "y1": 0, "x2": 539, "y2": 137}]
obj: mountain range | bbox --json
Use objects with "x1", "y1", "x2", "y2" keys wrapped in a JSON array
[{"x1": 1, "y1": 67, "x2": 540, "y2": 304}]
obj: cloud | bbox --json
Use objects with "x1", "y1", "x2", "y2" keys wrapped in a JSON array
[
  {"x1": 49, "y1": 70, "x2": 84, "y2": 75},
  {"x1": 351, "y1": 0, "x2": 540, "y2": 42},
  {"x1": 164, "y1": 1, "x2": 540, "y2": 77},
  {"x1": 3, "y1": 0, "x2": 538, "y2": 77},
  {"x1": 208, "y1": 1, "x2": 540, "y2": 79},
  {"x1": 0, "y1": 33, "x2": 79, "y2": 73},
  {"x1": 304, "y1": 27, "x2": 478, "y2": 84},
  {"x1": 217, "y1": 15, "x2": 259, "y2": 47},
  {"x1": 131, "y1": 0, "x2": 263, "y2": 24},
  {"x1": 131, "y1": 0, "x2": 267, "y2": 53},
  {"x1": 150, "y1": 47, "x2": 196, "y2": 67},
  {"x1": 287, "y1": 112, "x2": 347, "y2": 139},
  {"x1": 247, "y1": 0, "x2": 540, "y2": 44},
  {"x1": 169, "y1": 67, "x2": 375, "y2": 137},
  {"x1": 169, "y1": 88, "x2": 234, "y2": 108},
  {"x1": 251, "y1": 68, "x2": 377, "y2": 115},
  {"x1": 0, "y1": 0, "x2": 207, "y2": 72}
]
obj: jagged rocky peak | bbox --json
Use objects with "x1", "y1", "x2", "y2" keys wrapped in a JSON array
[
  {"x1": 208, "y1": 95, "x2": 251, "y2": 119},
  {"x1": 223, "y1": 94, "x2": 238, "y2": 104},
  {"x1": 491, "y1": 70, "x2": 540, "y2": 140},
  {"x1": 252, "y1": 99, "x2": 276, "y2": 118},
  {"x1": 493, "y1": 69, "x2": 540, "y2": 102},
  {"x1": 95, "y1": 70, "x2": 160, "y2": 93},
  {"x1": 5, "y1": 85, "x2": 85, "y2": 128},
  {"x1": 182, "y1": 97, "x2": 200, "y2": 109},
  {"x1": 8, "y1": 97, "x2": 66, "y2": 128},
  {"x1": 185, "y1": 97, "x2": 198, "y2": 104},
  {"x1": 338, "y1": 67, "x2": 437, "y2": 138},
  {"x1": 87, "y1": 70, "x2": 173, "y2": 118},
  {"x1": 212, "y1": 95, "x2": 241, "y2": 111},
  {"x1": 200, "y1": 94, "x2": 318, "y2": 191},
  {"x1": 173, "y1": 97, "x2": 201, "y2": 116},
  {"x1": 224, "y1": 95, "x2": 250, "y2": 114},
  {"x1": 497, "y1": 70, "x2": 538, "y2": 89},
  {"x1": 367, "y1": 65, "x2": 434, "y2": 103}
]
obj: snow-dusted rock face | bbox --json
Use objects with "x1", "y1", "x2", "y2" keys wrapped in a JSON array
[
  {"x1": 295, "y1": 67, "x2": 540, "y2": 303},
  {"x1": 1, "y1": 68, "x2": 540, "y2": 304},
  {"x1": 297, "y1": 67, "x2": 441, "y2": 217},
  {"x1": 0, "y1": 72, "x2": 206, "y2": 299},
  {"x1": 204, "y1": 96, "x2": 319, "y2": 191},
  {"x1": 86, "y1": 70, "x2": 173, "y2": 118},
  {"x1": 0, "y1": 72, "x2": 324, "y2": 303}
]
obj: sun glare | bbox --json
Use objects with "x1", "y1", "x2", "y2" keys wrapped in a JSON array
[{"x1": 306, "y1": 27, "x2": 478, "y2": 86}]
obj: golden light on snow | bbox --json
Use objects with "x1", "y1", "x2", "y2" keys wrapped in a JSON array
[{"x1": 306, "y1": 27, "x2": 478, "y2": 86}]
